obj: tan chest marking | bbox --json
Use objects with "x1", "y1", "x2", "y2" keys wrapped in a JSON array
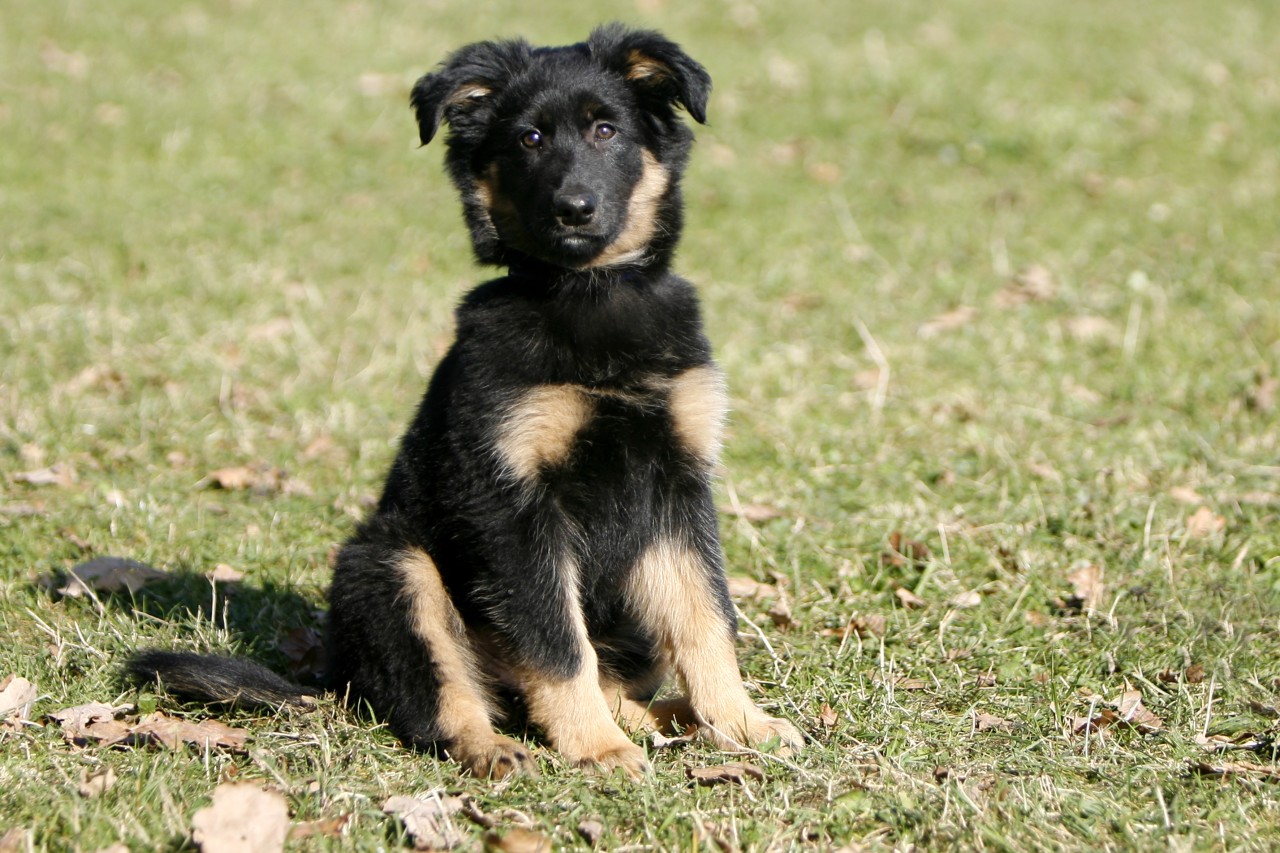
[
  {"x1": 494, "y1": 384, "x2": 595, "y2": 481},
  {"x1": 667, "y1": 365, "x2": 727, "y2": 465}
]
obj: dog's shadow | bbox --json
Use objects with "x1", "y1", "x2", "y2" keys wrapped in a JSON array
[{"x1": 60, "y1": 562, "x2": 330, "y2": 691}]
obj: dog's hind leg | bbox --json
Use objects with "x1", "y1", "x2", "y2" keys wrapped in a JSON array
[{"x1": 329, "y1": 542, "x2": 536, "y2": 779}]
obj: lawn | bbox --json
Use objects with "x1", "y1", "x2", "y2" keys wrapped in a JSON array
[{"x1": 2, "y1": 0, "x2": 1278, "y2": 849}]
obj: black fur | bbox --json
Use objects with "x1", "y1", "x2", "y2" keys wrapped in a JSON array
[{"x1": 130, "y1": 25, "x2": 800, "y2": 776}]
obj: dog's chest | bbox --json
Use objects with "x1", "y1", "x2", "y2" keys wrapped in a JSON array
[{"x1": 491, "y1": 364, "x2": 726, "y2": 491}]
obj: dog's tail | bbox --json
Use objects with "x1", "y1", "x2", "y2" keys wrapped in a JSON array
[{"x1": 127, "y1": 649, "x2": 317, "y2": 708}]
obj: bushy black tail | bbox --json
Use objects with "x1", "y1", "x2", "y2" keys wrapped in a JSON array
[{"x1": 127, "y1": 650, "x2": 317, "y2": 708}]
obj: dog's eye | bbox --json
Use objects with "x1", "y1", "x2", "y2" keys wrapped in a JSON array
[
  {"x1": 594, "y1": 123, "x2": 617, "y2": 141},
  {"x1": 520, "y1": 130, "x2": 543, "y2": 149}
]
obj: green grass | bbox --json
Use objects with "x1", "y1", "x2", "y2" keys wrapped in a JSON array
[{"x1": 3, "y1": 0, "x2": 1279, "y2": 849}]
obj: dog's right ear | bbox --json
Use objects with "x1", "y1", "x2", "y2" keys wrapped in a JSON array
[{"x1": 411, "y1": 39, "x2": 530, "y2": 146}]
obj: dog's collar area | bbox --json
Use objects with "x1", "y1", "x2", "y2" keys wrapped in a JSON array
[{"x1": 506, "y1": 259, "x2": 653, "y2": 288}]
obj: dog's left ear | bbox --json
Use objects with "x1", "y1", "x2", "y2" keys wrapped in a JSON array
[{"x1": 589, "y1": 24, "x2": 711, "y2": 125}]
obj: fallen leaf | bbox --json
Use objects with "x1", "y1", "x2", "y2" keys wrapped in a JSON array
[
  {"x1": 1186, "y1": 664, "x2": 1207, "y2": 684},
  {"x1": 1186, "y1": 507, "x2": 1226, "y2": 538},
  {"x1": 918, "y1": 305, "x2": 977, "y2": 338},
  {"x1": 725, "y1": 576, "x2": 776, "y2": 601},
  {"x1": 1071, "y1": 708, "x2": 1120, "y2": 737},
  {"x1": 58, "y1": 557, "x2": 168, "y2": 597},
  {"x1": 1062, "y1": 315, "x2": 1116, "y2": 342},
  {"x1": 0, "y1": 502, "x2": 44, "y2": 517},
  {"x1": 721, "y1": 503, "x2": 782, "y2": 522},
  {"x1": 277, "y1": 627, "x2": 325, "y2": 680},
  {"x1": 995, "y1": 265, "x2": 1057, "y2": 307},
  {"x1": 208, "y1": 564, "x2": 245, "y2": 583},
  {"x1": 767, "y1": 596, "x2": 793, "y2": 629},
  {"x1": 0, "y1": 829, "x2": 29, "y2": 853},
  {"x1": 1169, "y1": 486, "x2": 1204, "y2": 504},
  {"x1": 822, "y1": 613, "x2": 888, "y2": 641},
  {"x1": 13, "y1": 463, "x2": 77, "y2": 488},
  {"x1": 881, "y1": 531, "x2": 930, "y2": 568},
  {"x1": 288, "y1": 814, "x2": 350, "y2": 841},
  {"x1": 1246, "y1": 372, "x2": 1277, "y2": 413},
  {"x1": 1067, "y1": 563, "x2": 1105, "y2": 612},
  {"x1": 0, "y1": 675, "x2": 37, "y2": 727},
  {"x1": 576, "y1": 819, "x2": 605, "y2": 846},
  {"x1": 1195, "y1": 731, "x2": 1272, "y2": 753},
  {"x1": 1114, "y1": 690, "x2": 1164, "y2": 733},
  {"x1": 650, "y1": 725, "x2": 699, "y2": 750},
  {"x1": 191, "y1": 783, "x2": 290, "y2": 853},
  {"x1": 818, "y1": 703, "x2": 838, "y2": 728},
  {"x1": 485, "y1": 828, "x2": 552, "y2": 853},
  {"x1": 974, "y1": 711, "x2": 1015, "y2": 733},
  {"x1": 894, "y1": 587, "x2": 927, "y2": 609},
  {"x1": 202, "y1": 465, "x2": 312, "y2": 498},
  {"x1": 974, "y1": 673, "x2": 998, "y2": 688},
  {"x1": 1192, "y1": 761, "x2": 1280, "y2": 782},
  {"x1": 79, "y1": 766, "x2": 117, "y2": 798},
  {"x1": 129, "y1": 712, "x2": 250, "y2": 752},
  {"x1": 950, "y1": 591, "x2": 982, "y2": 609},
  {"x1": 383, "y1": 793, "x2": 467, "y2": 851},
  {"x1": 687, "y1": 762, "x2": 765, "y2": 786},
  {"x1": 46, "y1": 702, "x2": 135, "y2": 745}
]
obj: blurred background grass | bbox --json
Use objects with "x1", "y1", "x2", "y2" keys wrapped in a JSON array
[{"x1": 2, "y1": 0, "x2": 1279, "y2": 849}]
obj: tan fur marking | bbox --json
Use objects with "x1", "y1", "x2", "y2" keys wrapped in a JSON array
[
  {"x1": 625, "y1": 49, "x2": 671, "y2": 82},
  {"x1": 582, "y1": 150, "x2": 669, "y2": 269},
  {"x1": 395, "y1": 550, "x2": 533, "y2": 778},
  {"x1": 667, "y1": 365, "x2": 727, "y2": 465},
  {"x1": 626, "y1": 539, "x2": 804, "y2": 754},
  {"x1": 494, "y1": 385, "x2": 594, "y2": 481},
  {"x1": 445, "y1": 84, "x2": 493, "y2": 107}
]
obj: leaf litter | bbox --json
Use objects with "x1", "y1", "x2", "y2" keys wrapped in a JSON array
[{"x1": 191, "y1": 783, "x2": 290, "y2": 853}]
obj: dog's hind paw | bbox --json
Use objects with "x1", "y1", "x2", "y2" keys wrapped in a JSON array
[{"x1": 451, "y1": 733, "x2": 539, "y2": 780}]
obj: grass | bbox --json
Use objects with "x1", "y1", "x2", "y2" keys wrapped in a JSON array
[{"x1": 3, "y1": 0, "x2": 1279, "y2": 849}]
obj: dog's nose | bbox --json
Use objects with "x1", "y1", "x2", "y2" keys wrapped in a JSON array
[{"x1": 554, "y1": 191, "x2": 597, "y2": 227}]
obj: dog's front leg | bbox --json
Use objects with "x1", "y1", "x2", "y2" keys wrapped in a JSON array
[
  {"x1": 485, "y1": 549, "x2": 651, "y2": 779},
  {"x1": 625, "y1": 527, "x2": 804, "y2": 755}
]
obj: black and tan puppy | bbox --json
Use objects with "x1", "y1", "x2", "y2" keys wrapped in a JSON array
[{"x1": 131, "y1": 24, "x2": 802, "y2": 779}]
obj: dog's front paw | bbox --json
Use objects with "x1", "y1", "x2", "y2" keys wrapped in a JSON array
[
  {"x1": 701, "y1": 708, "x2": 805, "y2": 757},
  {"x1": 568, "y1": 740, "x2": 651, "y2": 780},
  {"x1": 744, "y1": 714, "x2": 804, "y2": 756},
  {"x1": 451, "y1": 733, "x2": 540, "y2": 780}
]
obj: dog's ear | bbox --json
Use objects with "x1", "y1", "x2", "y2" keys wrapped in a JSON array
[
  {"x1": 588, "y1": 24, "x2": 711, "y2": 125},
  {"x1": 411, "y1": 39, "x2": 530, "y2": 145}
]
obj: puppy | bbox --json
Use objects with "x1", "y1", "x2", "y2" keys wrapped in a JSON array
[{"x1": 131, "y1": 24, "x2": 802, "y2": 779}]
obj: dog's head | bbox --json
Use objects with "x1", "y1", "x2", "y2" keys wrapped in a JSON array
[{"x1": 411, "y1": 25, "x2": 711, "y2": 271}]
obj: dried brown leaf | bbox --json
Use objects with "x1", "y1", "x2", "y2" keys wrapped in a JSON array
[
  {"x1": 209, "y1": 564, "x2": 245, "y2": 583},
  {"x1": 974, "y1": 711, "x2": 1015, "y2": 733},
  {"x1": 950, "y1": 591, "x2": 982, "y2": 609},
  {"x1": 1169, "y1": 486, "x2": 1203, "y2": 504},
  {"x1": 277, "y1": 626, "x2": 325, "y2": 680},
  {"x1": 14, "y1": 463, "x2": 77, "y2": 488},
  {"x1": 818, "y1": 703, "x2": 838, "y2": 729},
  {"x1": 79, "y1": 766, "x2": 117, "y2": 798},
  {"x1": 721, "y1": 503, "x2": 782, "y2": 522},
  {"x1": 995, "y1": 265, "x2": 1057, "y2": 307},
  {"x1": 0, "y1": 829, "x2": 29, "y2": 853},
  {"x1": 1186, "y1": 663, "x2": 1207, "y2": 684},
  {"x1": 0, "y1": 675, "x2": 37, "y2": 727},
  {"x1": 1062, "y1": 315, "x2": 1116, "y2": 342},
  {"x1": 129, "y1": 712, "x2": 250, "y2": 752},
  {"x1": 1114, "y1": 690, "x2": 1164, "y2": 733},
  {"x1": 1192, "y1": 761, "x2": 1280, "y2": 781},
  {"x1": 47, "y1": 702, "x2": 135, "y2": 745},
  {"x1": 767, "y1": 596, "x2": 793, "y2": 630},
  {"x1": 383, "y1": 793, "x2": 467, "y2": 851},
  {"x1": 894, "y1": 587, "x2": 927, "y2": 609},
  {"x1": 485, "y1": 828, "x2": 552, "y2": 853},
  {"x1": 687, "y1": 762, "x2": 766, "y2": 786},
  {"x1": 650, "y1": 725, "x2": 699, "y2": 750},
  {"x1": 1067, "y1": 563, "x2": 1105, "y2": 612},
  {"x1": 725, "y1": 576, "x2": 776, "y2": 601},
  {"x1": 288, "y1": 814, "x2": 350, "y2": 841},
  {"x1": 1186, "y1": 506, "x2": 1226, "y2": 538},
  {"x1": 918, "y1": 305, "x2": 977, "y2": 338},
  {"x1": 576, "y1": 819, "x2": 605, "y2": 846},
  {"x1": 191, "y1": 783, "x2": 290, "y2": 853},
  {"x1": 881, "y1": 531, "x2": 930, "y2": 568},
  {"x1": 58, "y1": 556, "x2": 168, "y2": 597}
]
